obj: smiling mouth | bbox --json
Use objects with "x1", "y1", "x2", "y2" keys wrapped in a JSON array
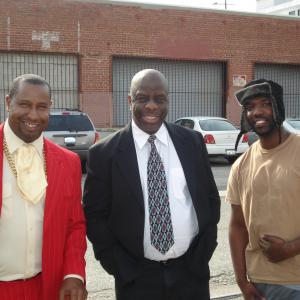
[
  {"x1": 24, "y1": 121, "x2": 39, "y2": 129},
  {"x1": 144, "y1": 115, "x2": 159, "y2": 121},
  {"x1": 254, "y1": 119, "x2": 268, "y2": 128}
]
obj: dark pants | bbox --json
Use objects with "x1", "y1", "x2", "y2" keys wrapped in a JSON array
[{"x1": 115, "y1": 256, "x2": 210, "y2": 300}]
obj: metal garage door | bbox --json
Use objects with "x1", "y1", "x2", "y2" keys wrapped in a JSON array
[
  {"x1": 255, "y1": 63, "x2": 300, "y2": 118},
  {"x1": 0, "y1": 53, "x2": 78, "y2": 122},
  {"x1": 112, "y1": 57, "x2": 226, "y2": 127}
]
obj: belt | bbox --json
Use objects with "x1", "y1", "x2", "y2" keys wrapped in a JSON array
[{"x1": 143, "y1": 254, "x2": 185, "y2": 267}]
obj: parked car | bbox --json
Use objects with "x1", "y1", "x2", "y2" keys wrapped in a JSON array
[
  {"x1": 44, "y1": 110, "x2": 100, "y2": 170},
  {"x1": 174, "y1": 116, "x2": 249, "y2": 163},
  {"x1": 283, "y1": 118, "x2": 300, "y2": 134},
  {"x1": 247, "y1": 118, "x2": 300, "y2": 146}
]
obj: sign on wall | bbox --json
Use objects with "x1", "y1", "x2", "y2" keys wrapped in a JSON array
[{"x1": 233, "y1": 75, "x2": 246, "y2": 87}]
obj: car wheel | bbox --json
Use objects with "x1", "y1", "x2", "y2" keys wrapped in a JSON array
[
  {"x1": 226, "y1": 156, "x2": 237, "y2": 164},
  {"x1": 81, "y1": 160, "x2": 87, "y2": 174}
]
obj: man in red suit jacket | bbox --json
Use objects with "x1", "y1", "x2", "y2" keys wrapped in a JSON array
[{"x1": 0, "y1": 74, "x2": 87, "y2": 300}]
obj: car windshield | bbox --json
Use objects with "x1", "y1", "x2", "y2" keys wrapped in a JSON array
[
  {"x1": 45, "y1": 114, "x2": 94, "y2": 131},
  {"x1": 199, "y1": 119, "x2": 237, "y2": 131},
  {"x1": 286, "y1": 119, "x2": 300, "y2": 130}
]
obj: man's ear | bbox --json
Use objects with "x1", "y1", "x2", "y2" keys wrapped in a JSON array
[
  {"x1": 5, "y1": 95, "x2": 12, "y2": 112},
  {"x1": 128, "y1": 95, "x2": 132, "y2": 111}
]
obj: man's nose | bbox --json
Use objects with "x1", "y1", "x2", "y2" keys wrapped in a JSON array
[
  {"x1": 27, "y1": 108, "x2": 39, "y2": 120},
  {"x1": 252, "y1": 105, "x2": 264, "y2": 116},
  {"x1": 145, "y1": 98, "x2": 157, "y2": 109}
]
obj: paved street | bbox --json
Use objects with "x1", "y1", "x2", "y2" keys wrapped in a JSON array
[
  {"x1": 83, "y1": 158, "x2": 241, "y2": 299},
  {"x1": 206, "y1": 158, "x2": 240, "y2": 298}
]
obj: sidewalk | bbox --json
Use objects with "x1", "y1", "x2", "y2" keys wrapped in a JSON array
[
  {"x1": 84, "y1": 191, "x2": 243, "y2": 299},
  {"x1": 211, "y1": 285, "x2": 242, "y2": 300},
  {"x1": 212, "y1": 295, "x2": 242, "y2": 300}
]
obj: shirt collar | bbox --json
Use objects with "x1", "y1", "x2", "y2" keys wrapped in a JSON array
[
  {"x1": 131, "y1": 120, "x2": 169, "y2": 150},
  {"x1": 4, "y1": 120, "x2": 44, "y2": 157}
]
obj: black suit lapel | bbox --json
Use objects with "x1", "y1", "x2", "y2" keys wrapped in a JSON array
[
  {"x1": 115, "y1": 124, "x2": 144, "y2": 210},
  {"x1": 165, "y1": 123, "x2": 198, "y2": 205}
]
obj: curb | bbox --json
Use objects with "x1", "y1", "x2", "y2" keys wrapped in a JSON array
[{"x1": 211, "y1": 293, "x2": 241, "y2": 300}]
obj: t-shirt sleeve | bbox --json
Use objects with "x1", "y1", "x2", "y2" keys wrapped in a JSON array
[{"x1": 225, "y1": 162, "x2": 241, "y2": 205}]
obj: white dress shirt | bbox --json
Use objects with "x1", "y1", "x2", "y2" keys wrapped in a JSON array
[{"x1": 132, "y1": 120, "x2": 199, "y2": 261}]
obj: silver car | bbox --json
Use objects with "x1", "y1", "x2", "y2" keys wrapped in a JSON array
[
  {"x1": 284, "y1": 118, "x2": 300, "y2": 134},
  {"x1": 44, "y1": 110, "x2": 100, "y2": 167},
  {"x1": 174, "y1": 116, "x2": 249, "y2": 163}
]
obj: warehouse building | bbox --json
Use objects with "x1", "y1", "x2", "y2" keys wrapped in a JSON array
[{"x1": 1, "y1": 0, "x2": 300, "y2": 127}]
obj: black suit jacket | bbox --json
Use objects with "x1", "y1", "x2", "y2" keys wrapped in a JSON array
[{"x1": 83, "y1": 122, "x2": 220, "y2": 285}]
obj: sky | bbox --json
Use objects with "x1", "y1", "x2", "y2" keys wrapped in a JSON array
[{"x1": 111, "y1": 0, "x2": 257, "y2": 12}]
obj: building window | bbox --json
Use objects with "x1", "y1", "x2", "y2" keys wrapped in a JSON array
[
  {"x1": 274, "y1": 0, "x2": 290, "y2": 5},
  {"x1": 289, "y1": 10, "x2": 296, "y2": 15}
]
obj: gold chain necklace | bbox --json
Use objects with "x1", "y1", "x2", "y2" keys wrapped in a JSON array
[{"x1": 3, "y1": 135, "x2": 47, "y2": 178}]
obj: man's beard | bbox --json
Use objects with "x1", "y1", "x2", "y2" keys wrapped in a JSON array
[{"x1": 250, "y1": 118, "x2": 277, "y2": 137}]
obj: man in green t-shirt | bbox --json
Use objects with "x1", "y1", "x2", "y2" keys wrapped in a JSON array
[{"x1": 226, "y1": 79, "x2": 300, "y2": 300}]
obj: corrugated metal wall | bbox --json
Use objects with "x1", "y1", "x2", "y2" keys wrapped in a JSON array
[
  {"x1": 112, "y1": 57, "x2": 226, "y2": 127},
  {"x1": 0, "y1": 53, "x2": 78, "y2": 122},
  {"x1": 255, "y1": 63, "x2": 300, "y2": 118}
]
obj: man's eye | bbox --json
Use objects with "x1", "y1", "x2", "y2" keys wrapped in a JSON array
[
  {"x1": 19, "y1": 103, "x2": 29, "y2": 108},
  {"x1": 263, "y1": 102, "x2": 271, "y2": 107},
  {"x1": 154, "y1": 97, "x2": 166, "y2": 104},
  {"x1": 136, "y1": 97, "x2": 148, "y2": 103}
]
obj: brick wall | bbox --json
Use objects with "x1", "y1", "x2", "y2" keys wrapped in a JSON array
[{"x1": 1, "y1": 0, "x2": 300, "y2": 126}]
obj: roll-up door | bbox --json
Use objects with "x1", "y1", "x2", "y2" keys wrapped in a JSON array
[
  {"x1": 112, "y1": 57, "x2": 226, "y2": 127},
  {"x1": 0, "y1": 53, "x2": 78, "y2": 122},
  {"x1": 255, "y1": 63, "x2": 300, "y2": 118}
]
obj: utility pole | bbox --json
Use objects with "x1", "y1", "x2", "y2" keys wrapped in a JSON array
[{"x1": 213, "y1": 0, "x2": 233, "y2": 10}]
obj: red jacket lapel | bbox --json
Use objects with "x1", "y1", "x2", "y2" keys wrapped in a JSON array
[
  {"x1": 0, "y1": 123, "x2": 4, "y2": 216},
  {"x1": 42, "y1": 139, "x2": 63, "y2": 231}
]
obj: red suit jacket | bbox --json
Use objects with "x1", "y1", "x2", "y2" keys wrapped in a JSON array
[{"x1": 0, "y1": 123, "x2": 87, "y2": 300}]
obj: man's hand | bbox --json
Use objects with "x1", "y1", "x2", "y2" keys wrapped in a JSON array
[
  {"x1": 239, "y1": 280, "x2": 266, "y2": 300},
  {"x1": 259, "y1": 234, "x2": 291, "y2": 263},
  {"x1": 59, "y1": 278, "x2": 88, "y2": 300}
]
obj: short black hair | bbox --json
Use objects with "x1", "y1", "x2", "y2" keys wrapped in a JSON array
[{"x1": 8, "y1": 74, "x2": 51, "y2": 99}]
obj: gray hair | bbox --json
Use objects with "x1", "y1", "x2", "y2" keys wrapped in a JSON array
[{"x1": 8, "y1": 74, "x2": 51, "y2": 99}]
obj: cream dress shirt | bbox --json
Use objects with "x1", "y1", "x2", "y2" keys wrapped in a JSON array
[
  {"x1": 0, "y1": 121, "x2": 83, "y2": 282},
  {"x1": 0, "y1": 121, "x2": 45, "y2": 280},
  {"x1": 132, "y1": 121, "x2": 199, "y2": 261}
]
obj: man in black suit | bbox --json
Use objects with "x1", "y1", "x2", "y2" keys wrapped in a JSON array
[{"x1": 83, "y1": 69, "x2": 220, "y2": 300}]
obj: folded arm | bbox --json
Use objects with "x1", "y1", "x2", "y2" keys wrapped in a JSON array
[{"x1": 259, "y1": 234, "x2": 300, "y2": 263}]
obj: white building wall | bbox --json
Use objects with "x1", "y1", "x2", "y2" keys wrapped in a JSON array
[{"x1": 257, "y1": 0, "x2": 300, "y2": 15}]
